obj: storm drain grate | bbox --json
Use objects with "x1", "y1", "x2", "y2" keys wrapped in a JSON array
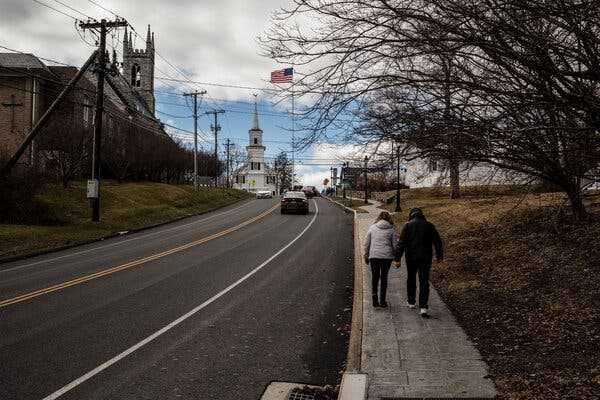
[{"x1": 287, "y1": 390, "x2": 316, "y2": 400}]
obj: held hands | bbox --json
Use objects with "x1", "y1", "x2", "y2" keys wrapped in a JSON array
[{"x1": 393, "y1": 260, "x2": 401, "y2": 269}]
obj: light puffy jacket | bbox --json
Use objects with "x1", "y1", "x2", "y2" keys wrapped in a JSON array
[{"x1": 363, "y1": 220, "x2": 398, "y2": 261}]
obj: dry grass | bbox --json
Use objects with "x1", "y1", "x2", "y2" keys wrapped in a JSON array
[
  {"x1": 381, "y1": 186, "x2": 600, "y2": 400},
  {"x1": 0, "y1": 181, "x2": 251, "y2": 260}
]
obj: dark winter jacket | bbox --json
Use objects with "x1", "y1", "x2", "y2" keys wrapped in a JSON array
[{"x1": 395, "y1": 208, "x2": 443, "y2": 264}]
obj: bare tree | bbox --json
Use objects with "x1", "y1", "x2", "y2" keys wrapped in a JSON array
[{"x1": 263, "y1": 0, "x2": 600, "y2": 218}]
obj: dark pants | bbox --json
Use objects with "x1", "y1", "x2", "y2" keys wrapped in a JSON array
[
  {"x1": 406, "y1": 261, "x2": 431, "y2": 308},
  {"x1": 370, "y1": 259, "x2": 392, "y2": 303}
]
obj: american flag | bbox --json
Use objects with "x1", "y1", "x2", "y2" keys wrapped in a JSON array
[{"x1": 270, "y1": 67, "x2": 294, "y2": 83}]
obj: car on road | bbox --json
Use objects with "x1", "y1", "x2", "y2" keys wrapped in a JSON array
[
  {"x1": 255, "y1": 190, "x2": 273, "y2": 199},
  {"x1": 280, "y1": 191, "x2": 309, "y2": 214},
  {"x1": 301, "y1": 186, "x2": 319, "y2": 198}
]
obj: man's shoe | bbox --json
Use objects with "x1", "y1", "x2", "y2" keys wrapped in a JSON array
[
  {"x1": 372, "y1": 294, "x2": 379, "y2": 308},
  {"x1": 380, "y1": 301, "x2": 388, "y2": 308},
  {"x1": 406, "y1": 302, "x2": 416, "y2": 309},
  {"x1": 420, "y1": 308, "x2": 429, "y2": 318}
]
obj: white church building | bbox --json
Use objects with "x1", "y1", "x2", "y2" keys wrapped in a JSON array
[{"x1": 233, "y1": 100, "x2": 277, "y2": 195}]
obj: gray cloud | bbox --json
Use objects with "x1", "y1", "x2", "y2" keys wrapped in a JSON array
[{"x1": 1, "y1": 0, "x2": 289, "y2": 99}]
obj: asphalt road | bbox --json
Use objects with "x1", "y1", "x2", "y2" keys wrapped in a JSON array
[{"x1": 0, "y1": 197, "x2": 354, "y2": 400}]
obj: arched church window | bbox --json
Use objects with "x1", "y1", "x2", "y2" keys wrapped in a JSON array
[
  {"x1": 131, "y1": 64, "x2": 141, "y2": 87},
  {"x1": 254, "y1": 137, "x2": 258, "y2": 144}
]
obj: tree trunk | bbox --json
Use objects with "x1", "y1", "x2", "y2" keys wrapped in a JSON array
[
  {"x1": 449, "y1": 158, "x2": 461, "y2": 199},
  {"x1": 566, "y1": 186, "x2": 587, "y2": 220}
]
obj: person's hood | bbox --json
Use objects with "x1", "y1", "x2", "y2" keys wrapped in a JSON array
[
  {"x1": 374, "y1": 220, "x2": 394, "y2": 229},
  {"x1": 408, "y1": 208, "x2": 425, "y2": 221}
]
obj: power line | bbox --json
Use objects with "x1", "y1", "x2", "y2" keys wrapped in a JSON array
[
  {"x1": 156, "y1": 76, "x2": 278, "y2": 92},
  {"x1": 50, "y1": 0, "x2": 94, "y2": 19},
  {"x1": 32, "y1": 0, "x2": 79, "y2": 21},
  {"x1": 86, "y1": 0, "x2": 121, "y2": 18},
  {"x1": 0, "y1": 44, "x2": 73, "y2": 67}
]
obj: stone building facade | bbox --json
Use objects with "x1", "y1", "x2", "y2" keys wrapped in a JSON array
[
  {"x1": 122, "y1": 25, "x2": 155, "y2": 114},
  {"x1": 0, "y1": 53, "x2": 54, "y2": 163},
  {"x1": 0, "y1": 25, "x2": 164, "y2": 168}
]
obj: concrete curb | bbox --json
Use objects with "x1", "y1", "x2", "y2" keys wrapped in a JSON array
[
  {"x1": 0, "y1": 197, "x2": 254, "y2": 266},
  {"x1": 323, "y1": 197, "x2": 367, "y2": 399}
]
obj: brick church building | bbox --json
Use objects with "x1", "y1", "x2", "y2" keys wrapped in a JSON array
[{"x1": 0, "y1": 25, "x2": 167, "y2": 168}]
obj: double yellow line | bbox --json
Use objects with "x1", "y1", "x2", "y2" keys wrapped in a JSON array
[{"x1": 0, "y1": 203, "x2": 279, "y2": 309}]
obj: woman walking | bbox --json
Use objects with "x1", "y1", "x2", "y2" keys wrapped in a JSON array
[{"x1": 363, "y1": 211, "x2": 397, "y2": 308}]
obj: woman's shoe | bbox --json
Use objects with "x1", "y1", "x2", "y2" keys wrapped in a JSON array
[{"x1": 372, "y1": 294, "x2": 379, "y2": 307}]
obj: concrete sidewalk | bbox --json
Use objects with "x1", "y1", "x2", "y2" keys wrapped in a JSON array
[{"x1": 356, "y1": 200, "x2": 497, "y2": 399}]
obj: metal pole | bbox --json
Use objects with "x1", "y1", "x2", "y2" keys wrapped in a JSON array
[
  {"x1": 193, "y1": 94, "x2": 198, "y2": 190},
  {"x1": 395, "y1": 144, "x2": 401, "y2": 212},
  {"x1": 205, "y1": 110, "x2": 224, "y2": 187},
  {"x1": 342, "y1": 162, "x2": 347, "y2": 200},
  {"x1": 291, "y1": 92, "x2": 295, "y2": 189},
  {"x1": 225, "y1": 138, "x2": 231, "y2": 188},
  {"x1": 364, "y1": 156, "x2": 369, "y2": 205},
  {"x1": 91, "y1": 20, "x2": 107, "y2": 222},
  {"x1": 183, "y1": 90, "x2": 206, "y2": 190},
  {"x1": 213, "y1": 112, "x2": 218, "y2": 187}
]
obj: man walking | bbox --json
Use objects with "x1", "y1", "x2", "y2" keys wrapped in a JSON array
[{"x1": 394, "y1": 208, "x2": 443, "y2": 318}]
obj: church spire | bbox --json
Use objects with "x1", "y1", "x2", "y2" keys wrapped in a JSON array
[
  {"x1": 123, "y1": 26, "x2": 129, "y2": 54},
  {"x1": 252, "y1": 93, "x2": 260, "y2": 130},
  {"x1": 146, "y1": 24, "x2": 152, "y2": 51}
]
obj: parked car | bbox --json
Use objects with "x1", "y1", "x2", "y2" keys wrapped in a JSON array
[
  {"x1": 256, "y1": 190, "x2": 273, "y2": 199},
  {"x1": 280, "y1": 191, "x2": 309, "y2": 214}
]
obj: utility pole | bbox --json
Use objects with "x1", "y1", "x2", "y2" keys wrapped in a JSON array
[
  {"x1": 183, "y1": 90, "x2": 206, "y2": 190},
  {"x1": 224, "y1": 138, "x2": 233, "y2": 188},
  {"x1": 364, "y1": 156, "x2": 369, "y2": 205},
  {"x1": 395, "y1": 144, "x2": 402, "y2": 212},
  {"x1": 205, "y1": 110, "x2": 225, "y2": 187},
  {"x1": 79, "y1": 18, "x2": 128, "y2": 222}
]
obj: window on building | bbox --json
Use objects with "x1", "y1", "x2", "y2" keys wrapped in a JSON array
[
  {"x1": 242, "y1": 176, "x2": 246, "y2": 184},
  {"x1": 131, "y1": 64, "x2": 141, "y2": 87},
  {"x1": 428, "y1": 159, "x2": 438, "y2": 172},
  {"x1": 254, "y1": 137, "x2": 258, "y2": 144},
  {"x1": 257, "y1": 162, "x2": 261, "y2": 170}
]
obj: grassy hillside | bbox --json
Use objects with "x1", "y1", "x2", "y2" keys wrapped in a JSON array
[
  {"x1": 0, "y1": 181, "x2": 251, "y2": 260},
  {"x1": 382, "y1": 186, "x2": 600, "y2": 400}
]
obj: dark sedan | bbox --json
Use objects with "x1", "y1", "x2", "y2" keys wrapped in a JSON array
[{"x1": 280, "y1": 191, "x2": 309, "y2": 214}]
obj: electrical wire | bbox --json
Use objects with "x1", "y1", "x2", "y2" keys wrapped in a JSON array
[{"x1": 32, "y1": 0, "x2": 79, "y2": 20}]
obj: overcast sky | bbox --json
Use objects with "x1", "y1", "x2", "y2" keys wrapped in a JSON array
[{"x1": 0, "y1": 0, "x2": 362, "y2": 187}]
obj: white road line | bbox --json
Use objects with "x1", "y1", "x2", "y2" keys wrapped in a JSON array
[
  {"x1": 41, "y1": 200, "x2": 319, "y2": 400},
  {"x1": 1, "y1": 200, "x2": 258, "y2": 273}
]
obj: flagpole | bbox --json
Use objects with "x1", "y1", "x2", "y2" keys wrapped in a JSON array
[{"x1": 291, "y1": 89, "x2": 295, "y2": 190}]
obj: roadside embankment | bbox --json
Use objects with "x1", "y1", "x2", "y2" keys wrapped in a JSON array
[
  {"x1": 0, "y1": 181, "x2": 252, "y2": 261},
  {"x1": 380, "y1": 186, "x2": 600, "y2": 399}
]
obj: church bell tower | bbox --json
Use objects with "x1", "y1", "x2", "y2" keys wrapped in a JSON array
[{"x1": 122, "y1": 25, "x2": 155, "y2": 114}]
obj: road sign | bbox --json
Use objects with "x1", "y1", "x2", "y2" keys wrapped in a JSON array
[{"x1": 87, "y1": 180, "x2": 99, "y2": 199}]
